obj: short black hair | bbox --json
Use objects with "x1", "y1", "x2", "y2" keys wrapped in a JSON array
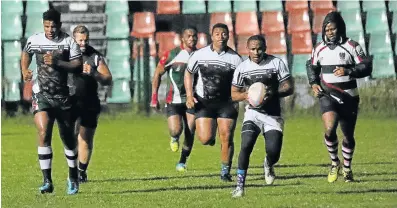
[
  {"x1": 42, "y1": 9, "x2": 61, "y2": 24},
  {"x1": 211, "y1": 23, "x2": 229, "y2": 34},
  {"x1": 182, "y1": 25, "x2": 198, "y2": 35},
  {"x1": 247, "y1": 35, "x2": 267, "y2": 48}
]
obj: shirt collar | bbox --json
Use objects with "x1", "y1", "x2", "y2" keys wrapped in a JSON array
[{"x1": 210, "y1": 44, "x2": 228, "y2": 55}]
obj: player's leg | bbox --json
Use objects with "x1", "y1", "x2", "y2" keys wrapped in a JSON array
[
  {"x1": 232, "y1": 110, "x2": 261, "y2": 197},
  {"x1": 319, "y1": 96, "x2": 341, "y2": 182},
  {"x1": 176, "y1": 109, "x2": 195, "y2": 172},
  {"x1": 166, "y1": 104, "x2": 184, "y2": 152},
  {"x1": 56, "y1": 108, "x2": 79, "y2": 194},
  {"x1": 339, "y1": 98, "x2": 359, "y2": 182},
  {"x1": 77, "y1": 109, "x2": 99, "y2": 182},
  {"x1": 34, "y1": 110, "x2": 55, "y2": 193},
  {"x1": 217, "y1": 102, "x2": 238, "y2": 182}
]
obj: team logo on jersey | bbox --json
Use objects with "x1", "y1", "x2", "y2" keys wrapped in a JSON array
[
  {"x1": 174, "y1": 65, "x2": 181, "y2": 72},
  {"x1": 339, "y1": 52, "x2": 346, "y2": 60}
]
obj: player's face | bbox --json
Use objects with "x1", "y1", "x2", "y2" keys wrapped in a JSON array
[
  {"x1": 43, "y1": 20, "x2": 61, "y2": 40},
  {"x1": 247, "y1": 40, "x2": 265, "y2": 64},
  {"x1": 182, "y1": 29, "x2": 198, "y2": 49},
  {"x1": 325, "y1": 22, "x2": 338, "y2": 42},
  {"x1": 74, "y1": 33, "x2": 89, "y2": 53},
  {"x1": 211, "y1": 27, "x2": 229, "y2": 48}
]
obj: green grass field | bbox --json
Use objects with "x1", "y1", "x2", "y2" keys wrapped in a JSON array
[{"x1": 2, "y1": 112, "x2": 397, "y2": 208}]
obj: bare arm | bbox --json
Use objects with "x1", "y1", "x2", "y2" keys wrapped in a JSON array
[
  {"x1": 21, "y1": 51, "x2": 33, "y2": 81},
  {"x1": 184, "y1": 70, "x2": 195, "y2": 109},
  {"x1": 278, "y1": 77, "x2": 294, "y2": 97},
  {"x1": 55, "y1": 57, "x2": 83, "y2": 73},
  {"x1": 151, "y1": 64, "x2": 167, "y2": 97},
  {"x1": 92, "y1": 60, "x2": 112, "y2": 85},
  {"x1": 231, "y1": 86, "x2": 248, "y2": 102}
]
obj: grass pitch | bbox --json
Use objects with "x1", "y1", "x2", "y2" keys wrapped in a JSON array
[{"x1": 2, "y1": 112, "x2": 397, "y2": 208}]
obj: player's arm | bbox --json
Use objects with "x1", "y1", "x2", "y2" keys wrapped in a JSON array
[
  {"x1": 92, "y1": 59, "x2": 112, "y2": 85},
  {"x1": 231, "y1": 86, "x2": 247, "y2": 102},
  {"x1": 54, "y1": 56, "x2": 83, "y2": 73},
  {"x1": 151, "y1": 51, "x2": 170, "y2": 108},
  {"x1": 278, "y1": 77, "x2": 294, "y2": 98},
  {"x1": 185, "y1": 52, "x2": 199, "y2": 109},
  {"x1": 21, "y1": 51, "x2": 33, "y2": 82},
  {"x1": 344, "y1": 44, "x2": 372, "y2": 78},
  {"x1": 306, "y1": 48, "x2": 323, "y2": 97}
]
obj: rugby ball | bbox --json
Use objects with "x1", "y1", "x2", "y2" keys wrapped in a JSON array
[{"x1": 247, "y1": 82, "x2": 267, "y2": 107}]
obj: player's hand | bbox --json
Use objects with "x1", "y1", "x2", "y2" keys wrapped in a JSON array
[
  {"x1": 22, "y1": 69, "x2": 33, "y2": 82},
  {"x1": 333, "y1": 66, "x2": 346, "y2": 77},
  {"x1": 186, "y1": 96, "x2": 196, "y2": 109},
  {"x1": 150, "y1": 93, "x2": 160, "y2": 110},
  {"x1": 43, "y1": 51, "x2": 55, "y2": 66},
  {"x1": 311, "y1": 84, "x2": 323, "y2": 98},
  {"x1": 82, "y1": 62, "x2": 92, "y2": 75}
]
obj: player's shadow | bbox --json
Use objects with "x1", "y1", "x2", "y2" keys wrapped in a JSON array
[
  {"x1": 95, "y1": 182, "x2": 302, "y2": 195},
  {"x1": 90, "y1": 173, "x2": 220, "y2": 183}
]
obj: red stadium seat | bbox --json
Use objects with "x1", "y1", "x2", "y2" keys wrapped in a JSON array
[
  {"x1": 313, "y1": 9, "x2": 334, "y2": 34},
  {"x1": 197, "y1": 33, "x2": 208, "y2": 49},
  {"x1": 227, "y1": 32, "x2": 236, "y2": 50},
  {"x1": 133, "y1": 35, "x2": 157, "y2": 58},
  {"x1": 209, "y1": 12, "x2": 234, "y2": 33},
  {"x1": 157, "y1": 0, "x2": 180, "y2": 14},
  {"x1": 261, "y1": 11, "x2": 285, "y2": 35},
  {"x1": 265, "y1": 32, "x2": 287, "y2": 54},
  {"x1": 237, "y1": 35, "x2": 250, "y2": 56},
  {"x1": 235, "y1": 12, "x2": 260, "y2": 35},
  {"x1": 291, "y1": 31, "x2": 313, "y2": 54},
  {"x1": 285, "y1": 0, "x2": 308, "y2": 12},
  {"x1": 130, "y1": 12, "x2": 156, "y2": 38},
  {"x1": 287, "y1": 9, "x2": 311, "y2": 34},
  {"x1": 156, "y1": 32, "x2": 181, "y2": 57},
  {"x1": 310, "y1": 0, "x2": 334, "y2": 11}
]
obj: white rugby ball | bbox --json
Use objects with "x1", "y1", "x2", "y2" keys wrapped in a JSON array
[{"x1": 247, "y1": 82, "x2": 266, "y2": 107}]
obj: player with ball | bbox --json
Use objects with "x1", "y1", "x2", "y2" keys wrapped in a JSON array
[{"x1": 230, "y1": 35, "x2": 294, "y2": 197}]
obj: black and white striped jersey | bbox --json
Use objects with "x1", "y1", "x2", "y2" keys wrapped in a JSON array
[
  {"x1": 24, "y1": 32, "x2": 82, "y2": 98},
  {"x1": 187, "y1": 45, "x2": 242, "y2": 102},
  {"x1": 311, "y1": 39, "x2": 367, "y2": 97},
  {"x1": 232, "y1": 55, "x2": 290, "y2": 116}
]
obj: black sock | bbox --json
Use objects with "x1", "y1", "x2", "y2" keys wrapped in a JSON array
[
  {"x1": 69, "y1": 167, "x2": 78, "y2": 181},
  {"x1": 78, "y1": 161, "x2": 88, "y2": 172},
  {"x1": 179, "y1": 149, "x2": 191, "y2": 164},
  {"x1": 42, "y1": 169, "x2": 52, "y2": 182}
]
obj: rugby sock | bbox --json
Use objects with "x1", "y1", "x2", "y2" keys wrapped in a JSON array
[
  {"x1": 64, "y1": 148, "x2": 78, "y2": 180},
  {"x1": 324, "y1": 134, "x2": 339, "y2": 165},
  {"x1": 236, "y1": 169, "x2": 246, "y2": 189},
  {"x1": 38, "y1": 146, "x2": 53, "y2": 182},
  {"x1": 78, "y1": 161, "x2": 88, "y2": 172},
  {"x1": 342, "y1": 141, "x2": 355, "y2": 170},
  {"x1": 221, "y1": 163, "x2": 230, "y2": 176},
  {"x1": 178, "y1": 148, "x2": 191, "y2": 164}
]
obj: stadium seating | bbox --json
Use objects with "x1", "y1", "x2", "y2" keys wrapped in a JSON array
[
  {"x1": 1, "y1": 14, "x2": 23, "y2": 40},
  {"x1": 310, "y1": 0, "x2": 334, "y2": 11},
  {"x1": 285, "y1": 0, "x2": 309, "y2": 12},
  {"x1": 340, "y1": 10, "x2": 364, "y2": 34},
  {"x1": 261, "y1": 11, "x2": 285, "y2": 34},
  {"x1": 155, "y1": 32, "x2": 181, "y2": 57},
  {"x1": 3, "y1": 80, "x2": 21, "y2": 102},
  {"x1": 131, "y1": 12, "x2": 156, "y2": 38},
  {"x1": 3, "y1": 41, "x2": 21, "y2": 59},
  {"x1": 291, "y1": 31, "x2": 312, "y2": 54},
  {"x1": 1, "y1": 0, "x2": 23, "y2": 15},
  {"x1": 366, "y1": 10, "x2": 389, "y2": 33},
  {"x1": 26, "y1": 0, "x2": 49, "y2": 15},
  {"x1": 393, "y1": 12, "x2": 397, "y2": 33},
  {"x1": 235, "y1": 12, "x2": 260, "y2": 35},
  {"x1": 389, "y1": 1, "x2": 397, "y2": 12},
  {"x1": 25, "y1": 15, "x2": 44, "y2": 38},
  {"x1": 372, "y1": 53, "x2": 396, "y2": 78},
  {"x1": 157, "y1": 0, "x2": 180, "y2": 14},
  {"x1": 347, "y1": 31, "x2": 367, "y2": 54},
  {"x1": 107, "y1": 78, "x2": 131, "y2": 104},
  {"x1": 106, "y1": 14, "x2": 130, "y2": 38},
  {"x1": 362, "y1": 0, "x2": 386, "y2": 11},
  {"x1": 287, "y1": 9, "x2": 311, "y2": 34},
  {"x1": 197, "y1": 33, "x2": 208, "y2": 49},
  {"x1": 105, "y1": 0, "x2": 129, "y2": 14},
  {"x1": 208, "y1": 0, "x2": 232, "y2": 13},
  {"x1": 369, "y1": 31, "x2": 393, "y2": 54},
  {"x1": 106, "y1": 39, "x2": 131, "y2": 58},
  {"x1": 292, "y1": 54, "x2": 311, "y2": 77},
  {"x1": 337, "y1": 0, "x2": 360, "y2": 12},
  {"x1": 108, "y1": 57, "x2": 131, "y2": 80},
  {"x1": 236, "y1": 35, "x2": 250, "y2": 56},
  {"x1": 182, "y1": 0, "x2": 206, "y2": 14},
  {"x1": 233, "y1": 0, "x2": 257, "y2": 12},
  {"x1": 316, "y1": 33, "x2": 323, "y2": 43},
  {"x1": 266, "y1": 32, "x2": 287, "y2": 55},
  {"x1": 3, "y1": 58, "x2": 21, "y2": 81},
  {"x1": 312, "y1": 9, "x2": 335, "y2": 34},
  {"x1": 132, "y1": 36, "x2": 157, "y2": 58},
  {"x1": 259, "y1": 0, "x2": 283, "y2": 12},
  {"x1": 210, "y1": 13, "x2": 234, "y2": 32}
]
